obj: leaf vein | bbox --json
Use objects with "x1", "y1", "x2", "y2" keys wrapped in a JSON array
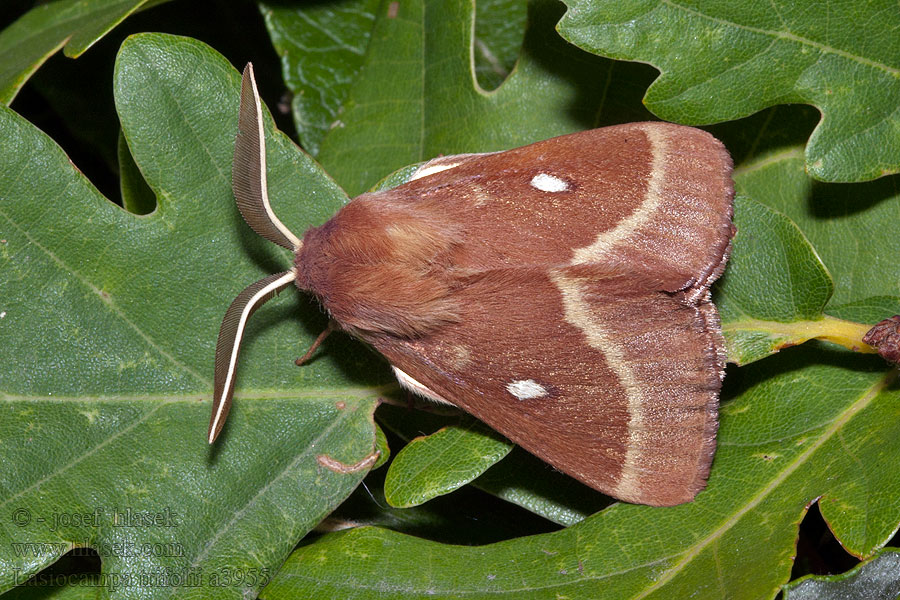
[
  {"x1": 662, "y1": 0, "x2": 900, "y2": 77},
  {"x1": 0, "y1": 203, "x2": 209, "y2": 387}
]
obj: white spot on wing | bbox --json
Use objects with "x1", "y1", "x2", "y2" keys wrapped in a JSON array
[
  {"x1": 506, "y1": 379, "x2": 547, "y2": 400},
  {"x1": 392, "y1": 367, "x2": 454, "y2": 405},
  {"x1": 530, "y1": 173, "x2": 569, "y2": 192}
]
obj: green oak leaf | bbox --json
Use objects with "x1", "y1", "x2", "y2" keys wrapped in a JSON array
[
  {"x1": 260, "y1": 0, "x2": 381, "y2": 158},
  {"x1": 735, "y1": 147, "x2": 900, "y2": 306},
  {"x1": 261, "y1": 0, "x2": 528, "y2": 157},
  {"x1": 716, "y1": 197, "x2": 835, "y2": 365},
  {"x1": 471, "y1": 448, "x2": 613, "y2": 527},
  {"x1": 829, "y1": 297, "x2": 900, "y2": 328},
  {"x1": 268, "y1": 0, "x2": 658, "y2": 196},
  {"x1": 0, "y1": 0, "x2": 172, "y2": 105},
  {"x1": 557, "y1": 0, "x2": 900, "y2": 183},
  {"x1": 383, "y1": 419, "x2": 513, "y2": 508},
  {"x1": 260, "y1": 346, "x2": 900, "y2": 599},
  {"x1": 726, "y1": 146, "x2": 900, "y2": 366},
  {"x1": 0, "y1": 33, "x2": 387, "y2": 599}
]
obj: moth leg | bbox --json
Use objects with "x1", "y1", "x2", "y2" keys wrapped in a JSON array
[{"x1": 295, "y1": 322, "x2": 336, "y2": 366}]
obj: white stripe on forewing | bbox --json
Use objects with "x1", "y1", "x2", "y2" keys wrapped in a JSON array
[
  {"x1": 571, "y1": 125, "x2": 667, "y2": 265},
  {"x1": 208, "y1": 270, "x2": 298, "y2": 443},
  {"x1": 551, "y1": 126, "x2": 668, "y2": 501},
  {"x1": 549, "y1": 270, "x2": 648, "y2": 501},
  {"x1": 392, "y1": 367, "x2": 454, "y2": 406},
  {"x1": 410, "y1": 160, "x2": 465, "y2": 181}
]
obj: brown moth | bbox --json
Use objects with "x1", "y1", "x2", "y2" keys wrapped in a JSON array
[{"x1": 210, "y1": 63, "x2": 735, "y2": 507}]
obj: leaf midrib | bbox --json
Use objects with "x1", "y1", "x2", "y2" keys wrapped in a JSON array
[{"x1": 0, "y1": 384, "x2": 394, "y2": 403}]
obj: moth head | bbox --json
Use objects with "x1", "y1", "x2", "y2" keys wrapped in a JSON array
[{"x1": 209, "y1": 63, "x2": 302, "y2": 444}]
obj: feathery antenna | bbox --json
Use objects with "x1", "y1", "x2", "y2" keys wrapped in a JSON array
[{"x1": 232, "y1": 63, "x2": 302, "y2": 251}]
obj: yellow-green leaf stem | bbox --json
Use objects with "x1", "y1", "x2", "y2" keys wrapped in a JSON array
[{"x1": 724, "y1": 315, "x2": 877, "y2": 360}]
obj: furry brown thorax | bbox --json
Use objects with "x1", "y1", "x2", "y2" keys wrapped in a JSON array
[{"x1": 295, "y1": 194, "x2": 463, "y2": 340}]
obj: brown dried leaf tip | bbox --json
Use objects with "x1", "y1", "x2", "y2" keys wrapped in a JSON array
[{"x1": 863, "y1": 315, "x2": 900, "y2": 365}]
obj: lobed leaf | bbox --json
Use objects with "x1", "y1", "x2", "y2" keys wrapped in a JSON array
[
  {"x1": 735, "y1": 148, "x2": 900, "y2": 306},
  {"x1": 262, "y1": 0, "x2": 528, "y2": 157},
  {"x1": 558, "y1": 0, "x2": 900, "y2": 183},
  {"x1": 0, "y1": 0, "x2": 169, "y2": 105},
  {"x1": 0, "y1": 33, "x2": 385, "y2": 599}
]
